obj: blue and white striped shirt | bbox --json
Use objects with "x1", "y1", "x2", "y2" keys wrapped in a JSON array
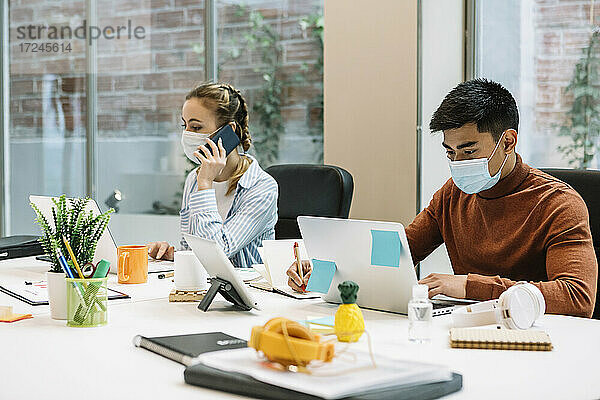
[{"x1": 179, "y1": 155, "x2": 278, "y2": 268}]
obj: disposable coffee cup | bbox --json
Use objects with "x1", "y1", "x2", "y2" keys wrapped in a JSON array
[{"x1": 174, "y1": 250, "x2": 208, "y2": 291}]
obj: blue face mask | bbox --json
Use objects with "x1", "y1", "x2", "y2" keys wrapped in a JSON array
[{"x1": 447, "y1": 132, "x2": 509, "y2": 194}]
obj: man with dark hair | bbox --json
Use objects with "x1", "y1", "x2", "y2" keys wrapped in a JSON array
[
  {"x1": 287, "y1": 78, "x2": 597, "y2": 318},
  {"x1": 410, "y1": 78, "x2": 596, "y2": 318}
]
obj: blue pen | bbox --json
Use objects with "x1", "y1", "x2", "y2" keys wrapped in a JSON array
[
  {"x1": 56, "y1": 248, "x2": 87, "y2": 302},
  {"x1": 56, "y1": 248, "x2": 75, "y2": 278},
  {"x1": 56, "y1": 248, "x2": 105, "y2": 315}
]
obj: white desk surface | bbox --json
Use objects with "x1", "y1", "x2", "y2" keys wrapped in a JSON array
[{"x1": 1, "y1": 257, "x2": 599, "y2": 400}]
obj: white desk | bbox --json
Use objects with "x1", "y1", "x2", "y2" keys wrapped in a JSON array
[{"x1": 1, "y1": 257, "x2": 599, "y2": 400}]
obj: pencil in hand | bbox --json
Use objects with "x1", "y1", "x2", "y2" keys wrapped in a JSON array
[{"x1": 293, "y1": 242, "x2": 306, "y2": 292}]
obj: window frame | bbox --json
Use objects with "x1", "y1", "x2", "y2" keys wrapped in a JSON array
[
  {"x1": 464, "y1": 0, "x2": 477, "y2": 81},
  {"x1": 0, "y1": 0, "x2": 217, "y2": 236},
  {"x1": 0, "y1": 0, "x2": 10, "y2": 236}
]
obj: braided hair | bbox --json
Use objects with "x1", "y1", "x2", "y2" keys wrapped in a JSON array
[{"x1": 185, "y1": 82, "x2": 253, "y2": 195}]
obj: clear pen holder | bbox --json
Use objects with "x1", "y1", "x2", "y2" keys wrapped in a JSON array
[{"x1": 66, "y1": 277, "x2": 108, "y2": 327}]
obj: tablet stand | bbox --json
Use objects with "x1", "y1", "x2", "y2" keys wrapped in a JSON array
[{"x1": 198, "y1": 277, "x2": 251, "y2": 312}]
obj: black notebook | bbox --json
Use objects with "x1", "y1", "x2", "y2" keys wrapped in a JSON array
[{"x1": 133, "y1": 332, "x2": 247, "y2": 366}]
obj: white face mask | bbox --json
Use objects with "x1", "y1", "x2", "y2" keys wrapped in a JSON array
[
  {"x1": 447, "y1": 132, "x2": 510, "y2": 194},
  {"x1": 180, "y1": 129, "x2": 214, "y2": 164}
]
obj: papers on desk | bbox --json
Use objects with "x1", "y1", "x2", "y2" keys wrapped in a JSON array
[
  {"x1": 249, "y1": 241, "x2": 321, "y2": 300},
  {"x1": 262, "y1": 240, "x2": 307, "y2": 286},
  {"x1": 248, "y1": 275, "x2": 321, "y2": 300},
  {"x1": 235, "y1": 268, "x2": 263, "y2": 283},
  {"x1": 275, "y1": 285, "x2": 321, "y2": 299},
  {"x1": 148, "y1": 259, "x2": 174, "y2": 274},
  {"x1": 198, "y1": 347, "x2": 453, "y2": 400},
  {"x1": 0, "y1": 282, "x2": 129, "y2": 306}
]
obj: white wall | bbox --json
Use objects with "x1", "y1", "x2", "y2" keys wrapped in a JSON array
[{"x1": 419, "y1": 0, "x2": 464, "y2": 277}]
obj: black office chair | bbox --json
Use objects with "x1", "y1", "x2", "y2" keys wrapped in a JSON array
[
  {"x1": 541, "y1": 168, "x2": 600, "y2": 319},
  {"x1": 265, "y1": 164, "x2": 354, "y2": 239}
]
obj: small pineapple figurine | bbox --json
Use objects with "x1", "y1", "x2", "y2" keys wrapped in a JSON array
[{"x1": 334, "y1": 281, "x2": 365, "y2": 342}]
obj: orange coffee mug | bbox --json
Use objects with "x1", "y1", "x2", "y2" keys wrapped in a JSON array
[{"x1": 117, "y1": 245, "x2": 148, "y2": 284}]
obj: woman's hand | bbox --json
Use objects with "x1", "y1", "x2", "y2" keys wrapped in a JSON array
[
  {"x1": 195, "y1": 138, "x2": 227, "y2": 190},
  {"x1": 147, "y1": 241, "x2": 175, "y2": 261},
  {"x1": 418, "y1": 273, "x2": 467, "y2": 299},
  {"x1": 286, "y1": 260, "x2": 312, "y2": 292}
]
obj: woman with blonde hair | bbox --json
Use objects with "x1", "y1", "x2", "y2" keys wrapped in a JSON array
[{"x1": 148, "y1": 82, "x2": 278, "y2": 267}]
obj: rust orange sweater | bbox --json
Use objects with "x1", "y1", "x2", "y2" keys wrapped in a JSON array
[{"x1": 406, "y1": 154, "x2": 597, "y2": 318}]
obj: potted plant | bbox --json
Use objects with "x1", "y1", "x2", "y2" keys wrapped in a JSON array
[
  {"x1": 31, "y1": 195, "x2": 113, "y2": 320},
  {"x1": 558, "y1": 29, "x2": 600, "y2": 169}
]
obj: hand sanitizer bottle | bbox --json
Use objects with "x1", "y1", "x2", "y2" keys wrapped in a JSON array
[{"x1": 408, "y1": 284, "x2": 432, "y2": 343}]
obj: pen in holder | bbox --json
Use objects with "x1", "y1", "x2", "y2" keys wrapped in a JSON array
[{"x1": 66, "y1": 277, "x2": 108, "y2": 327}]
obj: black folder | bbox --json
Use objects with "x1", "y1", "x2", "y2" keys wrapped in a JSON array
[
  {"x1": 184, "y1": 363, "x2": 462, "y2": 400},
  {"x1": 0, "y1": 235, "x2": 43, "y2": 260}
]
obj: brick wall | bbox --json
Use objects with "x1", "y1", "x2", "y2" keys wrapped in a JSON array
[
  {"x1": 535, "y1": 0, "x2": 600, "y2": 135},
  {"x1": 9, "y1": 0, "x2": 323, "y2": 164}
]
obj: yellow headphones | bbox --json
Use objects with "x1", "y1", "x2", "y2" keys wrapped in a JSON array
[{"x1": 248, "y1": 317, "x2": 334, "y2": 368}]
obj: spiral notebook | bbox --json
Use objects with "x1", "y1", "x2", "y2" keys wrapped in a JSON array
[
  {"x1": 449, "y1": 328, "x2": 553, "y2": 351},
  {"x1": 133, "y1": 332, "x2": 247, "y2": 366}
]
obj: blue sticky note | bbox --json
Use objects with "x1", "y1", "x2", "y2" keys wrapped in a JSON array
[
  {"x1": 306, "y1": 259, "x2": 337, "y2": 294},
  {"x1": 370, "y1": 230, "x2": 402, "y2": 267}
]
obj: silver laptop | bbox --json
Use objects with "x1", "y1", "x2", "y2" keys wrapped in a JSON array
[
  {"x1": 29, "y1": 195, "x2": 173, "y2": 274},
  {"x1": 297, "y1": 216, "x2": 459, "y2": 316}
]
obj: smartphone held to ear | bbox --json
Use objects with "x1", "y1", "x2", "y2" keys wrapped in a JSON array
[{"x1": 205, "y1": 124, "x2": 240, "y2": 157}]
